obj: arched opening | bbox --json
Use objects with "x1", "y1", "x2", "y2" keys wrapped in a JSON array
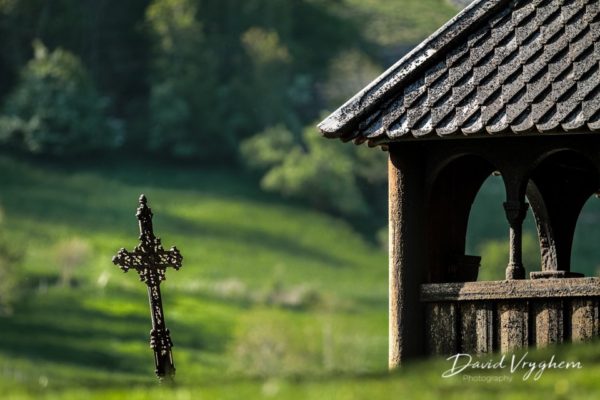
[
  {"x1": 466, "y1": 174, "x2": 540, "y2": 281},
  {"x1": 426, "y1": 154, "x2": 498, "y2": 283},
  {"x1": 526, "y1": 150, "x2": 600, "y2": 277},
  {"x1": 572, "y1": 194, "x2": 600, "y2": 277}
]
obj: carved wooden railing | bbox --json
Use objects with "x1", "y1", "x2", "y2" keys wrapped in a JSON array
[{"x1": 420, "y1": 277, "x2": 600, "y2": 355}]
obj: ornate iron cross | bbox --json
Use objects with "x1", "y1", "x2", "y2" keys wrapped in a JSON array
[{"x1": 112, "y1": 194, "x2": 183, "y2": 381}]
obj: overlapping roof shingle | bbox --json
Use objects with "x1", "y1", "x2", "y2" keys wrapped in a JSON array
[{"x1": 318, "y1": 0, "x2": 600, "y2": 145}]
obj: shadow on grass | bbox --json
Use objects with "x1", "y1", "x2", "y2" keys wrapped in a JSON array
[
  {"x1": 161, "y1": 212, "x2": 348, "y2": 268},
  {"x1": 0, "y1": 154, "x2": 385, "y2": 251},
  {"x1": 1, "y1": 183, "x2": 351, "y2": 269},
  {"x1": 0, "y1": 291, "x2": 148, "y2": 375},
  {"x1": 0, "y1": 286, "x2": 232, "y2": 376},
  {"x1": 0, "y1": 154, "x2": 346, "y2": 257}
]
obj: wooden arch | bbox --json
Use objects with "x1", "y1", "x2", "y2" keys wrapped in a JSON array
[
  {"x1": 526, "y1": 150, "x2": 600, "y2": 277},
  {"x1": 426, "y1": 154, "x2": 499, "y2": 283}
]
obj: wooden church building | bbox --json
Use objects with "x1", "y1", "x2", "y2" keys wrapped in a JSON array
[{"x1": 319, "y1": 0, "x2": 600, "y2": 368}]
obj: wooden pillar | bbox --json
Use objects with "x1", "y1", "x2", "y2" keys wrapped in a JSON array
[
  {"x1": 527, "y1": 151, "x2": 599, "y2": 274},
  {"x1": 503, "y1": 200, "x2": 528, "y2": 280},
  {"x1": 460, "y1": 302, "x2": 493, "y2": 354},
  {"x1": 426, "y1": 303, "x2": 457, "y2": 355},
  {"x1": 532, "y1": 300, "x2": 564, "y2": 347},
  {"x1": 571, "y1": 299, "x2": 599, "y2": 341},
  {"x1": 389, "y1": 145, "x2": 426, "y2": 369},
  {"x1": 498, "y1": 301, "x2": 528, "y2": 352}
]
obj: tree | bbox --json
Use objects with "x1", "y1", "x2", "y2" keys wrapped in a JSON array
[
  {"x1": 0, "y1": 41, "x2": 122, "y2": 155},
  {"x1": 0, "y1": 0, "x2": 150, "y2": 134},
  {"x1": 146, "y1": 0, "x2": 223, "y2": 159},
  {"x1": 241, "y1": 124, "x2": 370, "y2": 216}
]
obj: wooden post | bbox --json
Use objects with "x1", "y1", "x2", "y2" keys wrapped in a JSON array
[
  {"x1": 498, "y1": 301, "x2": 528, "y2": 352},
  {"x1": 571, "y1": 299, "x2": 599, "y2": 342},
  {"x1": 503, "y1": 200, "x2": 528, "y2": 280},
  {"x1": 426, "y1": 302, "x2": 457, "y2": 355},
  {"x1": 389, "y1": 146, "x2": 426, "y2": 368},
  {"x1": 532, "y1": 300, "x2": 564, "y2": 347},
  {"x1": 460, "y1": 302, "x2": 493, "y2": 354}
]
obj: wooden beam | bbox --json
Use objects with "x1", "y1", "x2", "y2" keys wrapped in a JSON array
[{"x1": 420, "y1": 278, "x2": 600, "y2": 302}]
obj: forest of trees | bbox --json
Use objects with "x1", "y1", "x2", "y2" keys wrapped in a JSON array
[{"x1": 0, "y1": 0, "x2": 457, "y2": 217}]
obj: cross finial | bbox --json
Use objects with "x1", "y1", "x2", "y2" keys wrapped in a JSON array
[
  {"x1": 136, "y1": 193, "x2": 154, "y2": 238},
  {"x1": 138, "y1": 195, "x2": 150, "y2": 219}
]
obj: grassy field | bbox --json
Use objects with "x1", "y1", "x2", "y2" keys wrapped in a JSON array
[
  {"x1": 0, "y1": 154, "x2": 389, "y2": 398},
  {"x1": 0, "y1": 154, "x2": 598, "y2": 399}
]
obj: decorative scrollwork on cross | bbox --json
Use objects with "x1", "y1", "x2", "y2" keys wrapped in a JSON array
[{"x1": 112, "y1": 194, "x2": 183, "y2": 381}]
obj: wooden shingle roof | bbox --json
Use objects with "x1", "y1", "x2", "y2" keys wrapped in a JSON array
[{"x1": 318, "y1": 0, "x2": 600, "y2": 145}]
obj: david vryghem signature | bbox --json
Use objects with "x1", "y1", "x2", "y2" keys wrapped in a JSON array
[{"x1": 441, "y1": 353, "x2": 582, "y2": 381}]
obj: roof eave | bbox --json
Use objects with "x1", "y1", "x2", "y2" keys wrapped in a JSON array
[{"x1": 318, "y1": 0, "x2": 509, "y2": 138}]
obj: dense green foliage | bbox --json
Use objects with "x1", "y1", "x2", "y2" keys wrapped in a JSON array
[
  {"x1": 0, "y1": 0, "x2": 458, "y2": 210},
  {"x1": 140, "y1": 0, "x2": 381, "y2": 160},
  {"x1": 0, "y1": 42, "x2": 122, "y2": 155},
  {"x1": 241, "y1": 124, "x2": 386, "y2": 216},
  {"x1": 0, "y1": 0, "x2": 150, "y2": 125},
  {"x1": 146, "y1": 0, "x2": 222, "y2": 158}
]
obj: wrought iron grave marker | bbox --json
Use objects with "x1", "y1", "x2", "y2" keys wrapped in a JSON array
[{"x1": 112, "y1": 194, "x2": 183, "y2": 381}]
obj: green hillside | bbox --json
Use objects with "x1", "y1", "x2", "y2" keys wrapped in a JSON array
[
  {"x1": 0, "y1": 155, "x2": 598, "y2": 399},
  {"x1": 0, "y1": 154, "x2": 389, "y2": 396}
]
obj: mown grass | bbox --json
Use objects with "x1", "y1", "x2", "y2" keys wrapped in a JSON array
[
  {"x1": 0, "y1": 154, "x2": 598, "y2": 399},
  {"x1": 0, "y1": 154, "x2": 388, "y2": 398}
]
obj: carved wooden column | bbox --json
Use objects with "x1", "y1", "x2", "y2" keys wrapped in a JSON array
[
  {"x1": 388, "y1": 145, "x2": 426, "y2": 369},
  {"x1": 503, "y1": 200, "x2": 528, "y2": 280}
]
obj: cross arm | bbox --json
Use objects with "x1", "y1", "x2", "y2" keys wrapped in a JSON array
[
  {"x1": 112, "y1": 248, "x2": 142, "y2": 272},
  {"x1": 157, "y1": 246, "x2": 183, "y2": 270}
]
